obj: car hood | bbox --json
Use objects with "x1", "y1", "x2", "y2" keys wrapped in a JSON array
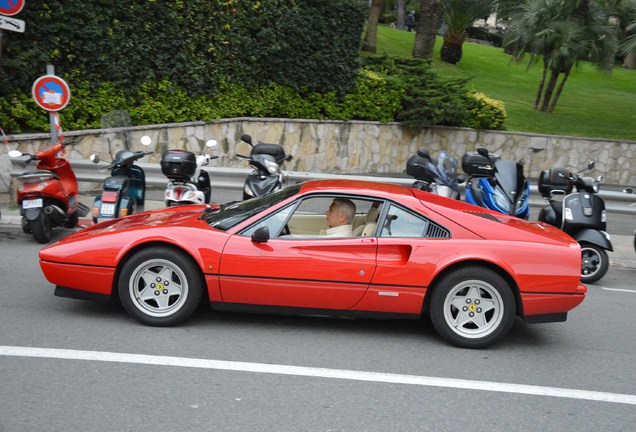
[{"x1": 40, "y1": 204, "x2": 223, "y2": 265}]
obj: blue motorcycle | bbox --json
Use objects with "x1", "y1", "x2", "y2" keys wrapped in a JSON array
[{"x1": 461, "y1": 148, "x2": 530, "y2": 219}]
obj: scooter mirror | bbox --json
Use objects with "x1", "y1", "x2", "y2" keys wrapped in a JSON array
[
  {"x1": 90, "y1": 154, "x2": 101, "y2": 164},
  {"x1": 140, "y1": 135, "x2": 152, "y2": 146},
  {"x1": 623, "y1": 187, "x2": 634, "y2": 194},
  {"x1": 588, "y1": 161, "x2": 595, "y2": 170},
  {"x1": 206, "y1": 139, "x2": 217, "y2": 148},
  {"x1": 8, "y1": 150, "x2": 22, "y2": 158},
  {"x1": 240, "y1": 134, "x2": 253, "y2": 145},
  {"x1": 477, "y1": 148, "x2": 489, "y2": 158}
]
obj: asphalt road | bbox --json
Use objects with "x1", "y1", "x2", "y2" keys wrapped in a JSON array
[{"x1": 0, "y1": 226, "x2": 635, "y2": 432}]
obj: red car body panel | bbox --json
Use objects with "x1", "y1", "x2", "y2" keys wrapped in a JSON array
[{"x1": 39, "y1": 179, "x2": 586, "y2": 321}]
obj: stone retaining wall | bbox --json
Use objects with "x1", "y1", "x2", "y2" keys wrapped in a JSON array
[{"x1": 1, "y1": 117, "x2": 635, "y2": 194}]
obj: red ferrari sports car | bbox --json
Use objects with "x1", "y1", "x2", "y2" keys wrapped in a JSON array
[{"x1": 39, "y1": 179, "x2": 586, "y2": 348}]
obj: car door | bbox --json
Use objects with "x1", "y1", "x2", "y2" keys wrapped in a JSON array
[{"x1": 218, "y1": 196, "x2": 379, "y2": 310}]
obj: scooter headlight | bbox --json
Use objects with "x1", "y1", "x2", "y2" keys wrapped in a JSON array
[
  {"x1": 493, "y1": 188, "x2": 511, "y2": 213},
  {"x1": 515, "y1": 187, "x2": 529, "y2": 214},
  {"x1": 244, "y1": 183, "x2": 254, "y2": 198},
  {"x1": 264, "y1": 159, "x2": 280, "y2": 175}
]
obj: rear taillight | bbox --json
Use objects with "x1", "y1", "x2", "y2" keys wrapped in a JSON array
[{"x1": 102, "y1": 191, "x2": 118, "y2": 202}]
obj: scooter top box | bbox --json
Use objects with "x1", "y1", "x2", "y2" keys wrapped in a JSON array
[
  {"x1": 461, "y1": 153, "x2": 495, "y2": 176},
  {"x1": 406, "y1": 154, "x2": 436, "y2": 183},
  {"x1": 161, "y1": 150, "x2": 197, "y2": 180},
  {"x1": 538, "y1": 168, "x2": 572, "y2": 198}
]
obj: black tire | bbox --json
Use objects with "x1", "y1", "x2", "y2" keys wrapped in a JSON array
[
  {"x1": 429, "y1": 266, "x2": 515, "y2": 349},
  {"x1": 21, "y1": 216, "x2": 31, "y2": 234},
  {"x1": 30, "y1": 214, "x2": 52, "y2": 243},
  {"x1": 118, "y1": 247, "x2": 203, "y2": 326},
  {"x1": 580, "y1": 242, "x2": 609, "y2": 285},
  {"x1": 64, "y1": 211, "x2": 79, "y2": 228}
]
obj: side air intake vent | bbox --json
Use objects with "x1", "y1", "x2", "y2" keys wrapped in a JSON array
[{"x1": 426, "y1": 223, "x2": 450, "y2": 238}]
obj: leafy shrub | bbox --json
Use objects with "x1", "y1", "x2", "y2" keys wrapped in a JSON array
[{"x1": 464, "y1": 92, "x2": 507, "y2": 130}]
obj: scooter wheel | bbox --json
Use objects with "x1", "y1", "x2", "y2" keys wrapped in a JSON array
[
  {"x1": 21, "y1": 216, "x2": 32, "y2": 234},
  {"x1": 580, "y1": 242, "x2": 609, "y2": 285},
  {"x1": 31, "y1": 214, "x2": 52, "y2": 244}
]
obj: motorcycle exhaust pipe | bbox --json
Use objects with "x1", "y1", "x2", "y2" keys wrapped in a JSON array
[{"x1": 44, "y1": 205, "x2": 66, "y2": 226}]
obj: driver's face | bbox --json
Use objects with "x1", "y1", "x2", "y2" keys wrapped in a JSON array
[{"x1": 326, "y1": 202, "x2": 345, "y2": 228}]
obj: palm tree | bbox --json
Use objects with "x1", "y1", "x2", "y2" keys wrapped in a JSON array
[
  {"x1": 439, "y1": 0, "x2": 496, "y2": 64},
  {"x1": 413, "y1": 0, "x2": 443, "y2": 58},
  {"x1": 505, "y1": 0, "x2": 617, "y2": 112}
]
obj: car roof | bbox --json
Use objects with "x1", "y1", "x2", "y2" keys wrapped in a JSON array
[{"x1": 298, "y1": 179, "x2": 414, "y2": 198}]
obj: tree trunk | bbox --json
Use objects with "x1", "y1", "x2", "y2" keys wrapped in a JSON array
[
  {"x1": 623, "y1": 51, "x2": 636, "y2": 69},
  {"x1": 412, "y1": 0, "x2": 442, "y2": 59},
  {"x1": 362, "y1": 0, "x2": 384, "y2": 53},
  {"x1": 540, "y1": 68, "x2": 561, "y2": 112},
  {"x1": 548, "y1": 67, "x2": 571, "y2": 112},
  {"x1": 440, "y1": 39, "x2": 464, "y2": 64},
  {"x1": 396, "y1": 0, "x2": 406, "y2": 29},
  {"x1": 534, "y1": 64, "x2": 548, "y2": 109}
]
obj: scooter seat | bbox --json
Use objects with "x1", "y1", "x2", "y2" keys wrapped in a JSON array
[
  {"x1": 103, "y1": 175, "x2": 130, "y2": 193},
  {"x1": 20, "y1": 169, "x2": 60, "y2": 181}
]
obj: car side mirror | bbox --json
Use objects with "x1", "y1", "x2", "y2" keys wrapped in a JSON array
[{"x1": 251, "y1": 226, "x2": 270, "y2": 243}]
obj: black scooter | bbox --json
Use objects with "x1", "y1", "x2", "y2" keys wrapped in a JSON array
[
  {"x1": 406, "y1": 148, "x2": 464, "y2": 199},
  {"x1": 537, "y1": 161, "x2": 613, "y2": 284},
  {"x1": 90, "y1": 136, "x2": 152, "y2": 223},
  {"x1": 237, "y1": 134, "x2": 292, "y2": 200}
]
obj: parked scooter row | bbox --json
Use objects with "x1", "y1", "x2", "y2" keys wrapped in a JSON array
[{"x1": 406, "y1": 147, "x2": 613, "y2": 284}]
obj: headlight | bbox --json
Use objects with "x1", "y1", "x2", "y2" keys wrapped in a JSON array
[
  {"x1": 493, "y1": 188, "x2": 511, "y2": 212},
  {"x1": 264, "y1": 159, "x2": 280, "y2": 175}
]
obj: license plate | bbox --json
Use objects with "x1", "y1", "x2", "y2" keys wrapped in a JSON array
[
  {"x1": 101, "y1": 203, "x2": 116, "y2": 216},
  {"x1": 23, "y1": 198, "x2": 43, "y2": 209}
]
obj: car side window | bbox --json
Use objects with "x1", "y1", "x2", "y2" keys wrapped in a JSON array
[
  {"x1": 380, "y1": 204, "x2": 430, "y2": 238},
  {"x1": 241, "y1": 204, "x2": 294, "y2": 238}
]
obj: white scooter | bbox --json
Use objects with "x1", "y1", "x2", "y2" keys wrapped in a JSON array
[{"x1": 161, "y1": 140, "x2": 218, "y2": 206}]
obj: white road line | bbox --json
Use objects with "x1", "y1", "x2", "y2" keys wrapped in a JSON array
[
  {"x1": 601, "y1": 287, "x2": 636, "y2": 293},
  {"x1": 1, "y1": 345, "x2": 635, "y2": 406}
]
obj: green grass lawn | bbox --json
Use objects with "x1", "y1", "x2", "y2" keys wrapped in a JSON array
[{"x1": 375, "y1": 25, "x2": 636, "y2": 141}]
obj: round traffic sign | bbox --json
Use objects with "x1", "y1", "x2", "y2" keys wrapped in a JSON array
[
  {"x1": 32, "y1": 75, "x2": 71, "y2": 112},
  {"x1": 0, "y1": 0, "x2": 25, "y2": 16}
]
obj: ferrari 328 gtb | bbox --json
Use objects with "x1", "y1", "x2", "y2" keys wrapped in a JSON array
[{"x1": 39, "y1": 180, "x2": 586, "y2": 348}]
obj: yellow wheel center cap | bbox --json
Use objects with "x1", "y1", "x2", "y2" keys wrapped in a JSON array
[
  {"x1": 157, "y1": 283, "x2": 164, "y2": 290},
  {"x1": 469, "y1": 304, "x2": 477, "y2": 312}
]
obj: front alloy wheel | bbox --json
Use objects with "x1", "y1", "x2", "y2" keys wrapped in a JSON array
[
  {"x1": 119, "y1": 247, "x2": 203, "y2": 326},
  {"x1": 430, "y1": 267, "x2": 515, "y2": 349}
]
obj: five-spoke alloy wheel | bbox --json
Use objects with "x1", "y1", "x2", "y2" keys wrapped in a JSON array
[
  {"x1": 430, "y1": 267, "x2": 515, "y2": 349},
  {"x1": 119, "y1": 247, "x2": 203, "y2": 326}
]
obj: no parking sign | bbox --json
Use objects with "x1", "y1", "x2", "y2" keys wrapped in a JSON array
[
  {"x1": 32, "y1": 75, "x2": 71, "y2": 112},
  {"x1": 0, "y1": 0, "x2": 25, "y2": 16}
]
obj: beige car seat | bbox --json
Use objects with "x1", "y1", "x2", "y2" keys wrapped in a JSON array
[{"x1": 353, "y1": 207, "x2": 379, "y2": 236}]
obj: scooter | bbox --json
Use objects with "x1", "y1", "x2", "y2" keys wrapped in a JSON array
[
  {"x1": 90, "y1": 135, "x2": 152, "y2": 223},
  {"x1": 237, "y1": 134, "x2": 292, "y2": 200},
  {"x1": 406, "y1": 148, "x2": 464, "y2": 199},
  {"x1": 9, "y1": 139, "x2": 90, "y2": 243},
  {"x1": 461, "y1": 147, "x2": 530, "y2": 219},
  {"x1": 161, "y1": 140, "x2": 219, "y2": 206},
  {"x1": 537, "y1": 161, "x2": 613, "y2": 284}
]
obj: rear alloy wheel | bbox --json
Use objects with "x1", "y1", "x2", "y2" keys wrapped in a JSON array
[
  {"x1": 430, "y1": 267, "x2": 515, "y2": 349},
  {"x1": 580, "y1": 242, "x2": 609, "y2": 285},
  {"x1": 118, "y1": 247, "x2": 203, "y2": 326}
]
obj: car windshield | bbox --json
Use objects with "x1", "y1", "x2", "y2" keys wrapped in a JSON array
[{"x1": 205, "y1": 184, "x2": 302, "y2": 231}]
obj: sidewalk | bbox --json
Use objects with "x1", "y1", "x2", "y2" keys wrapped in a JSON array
[{"x1": 1, "y1": 200, "x2": 634, "y2": 270}]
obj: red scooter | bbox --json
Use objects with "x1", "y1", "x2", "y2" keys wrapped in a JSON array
[{"x1": 9, "y1": 139, "x2": 89, "y2": 243}]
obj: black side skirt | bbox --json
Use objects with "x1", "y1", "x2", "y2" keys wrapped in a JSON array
[
  {"x1": 55, "y1": 286, "x2": 111, "y2": 302},
  {"x1": 210, "y1": 302, "x2": 420, "y2": 320},
  {"x1": 523, "y1": 313, "x2": 567, "y2": 324}
]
